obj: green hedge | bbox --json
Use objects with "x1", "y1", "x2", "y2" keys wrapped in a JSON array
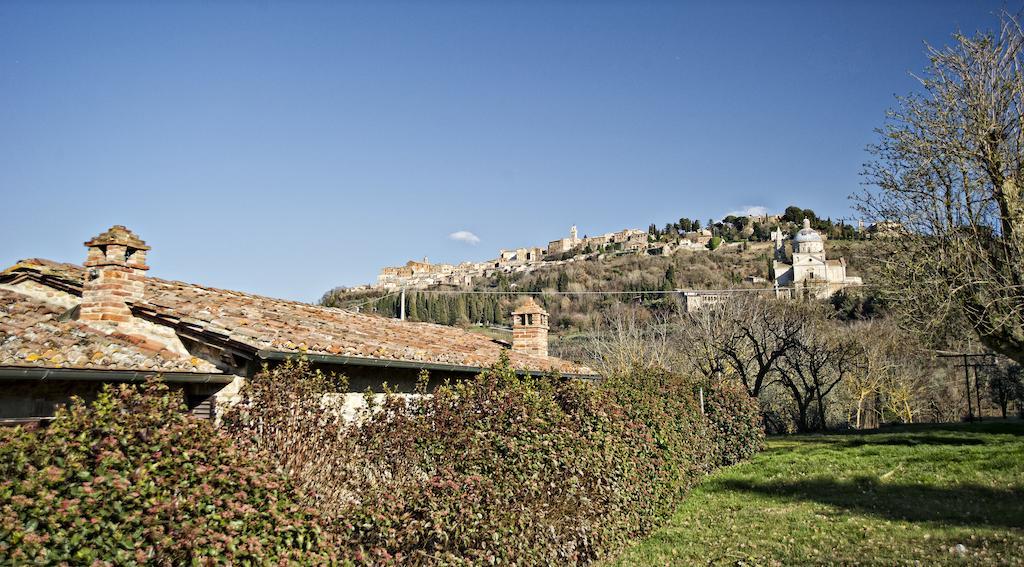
[
  {"x1": 1, "y1": 359, "x2": 763, "y2": 565},
  {"x1": 226, "y1": 356, "x2": 764, "y2": 565},
  {"x1": 0, "y1": 382, "x2": 333, "y2": 565},
  {"x1": 703, "y1": 378, "x2": 766, "y2": 466}
]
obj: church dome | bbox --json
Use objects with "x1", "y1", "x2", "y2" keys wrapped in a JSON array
[{"x1": 793, "y1": 218, "x2": 822, "y2": 244}]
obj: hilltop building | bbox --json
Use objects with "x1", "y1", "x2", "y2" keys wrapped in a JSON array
[
  {"x1": 547, "y1": 225, "x2": 581, "y2": 255},
  {"x1": 376, "y1": 257, "x2": 489, "y2": 290},
  {"x1": 686, "y1": 228, "x2": 714, "y2": 247},
  {"x1": 772, "y1": 219, "x2": 861, "y2": 298},
  {"x1": 867, "y1": 221, "x2": 903, "y2": 239},
  {"x1": 547, "y1": 226, "x2": 648, "y2": 256},
  {"x1": 680, "y1": 290, "x2": 730, "y2": 313},
  {"x1": 496, "y1": 247, "x2": 546, "y2": 267}
]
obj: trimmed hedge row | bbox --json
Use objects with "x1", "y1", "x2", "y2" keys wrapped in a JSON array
[
  {"x1": 703, "y1": 378, "x2": 766, "y2": 467},
  {"x1": 226, "y1": 355, "x2": 764, "y2": 564},
  {"x1": 0, "y1": 357, "x2": 763, "y2": 565},
  {"x1": 0, "y1": 382, "x2": 333, "y2": 565}
]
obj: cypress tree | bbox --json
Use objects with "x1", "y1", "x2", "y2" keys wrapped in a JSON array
[
  {"x1": 454, "y1": 294, "x2": 468, "y2": 324},
  {"x1": 407, "y1": 292, "x2": 419, "y2": 320},
  {"x1": 557, "y1": 271, "x2": 570, "y2": 292}
]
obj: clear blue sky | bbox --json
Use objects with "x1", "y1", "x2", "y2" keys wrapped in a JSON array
[{"x1": 0, "y1": 0, "x2": 1008, "y2": 300}]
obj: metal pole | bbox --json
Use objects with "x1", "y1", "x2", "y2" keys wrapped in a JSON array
[
  {"x1": 700, "y1": 387, "x2": 705, "y2": 415},
  {"x1": 963, "y1": 354, "x2": 974, "y2": 422},
  {"x1": 400, "y1": 288, "x2": 406, "y2": 321},
  {"x1": 973, "y1": 364, "x2": 983, "y2": 421}
]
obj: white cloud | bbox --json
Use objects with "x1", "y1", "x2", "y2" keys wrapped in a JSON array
[
  {"x1": 724, "y1": 205, "x2": 769, "y2": 218},
  {"x1": 448, "y1": 230, "x2": 481, "y2": 245}
]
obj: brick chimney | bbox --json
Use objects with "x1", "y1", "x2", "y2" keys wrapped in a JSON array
[
  {"x1": 511, "y1": 297, "x2": 549, "y2": 358},
  {"x1": 80, "y1": 225, "x2": 150, "y2": 324}
]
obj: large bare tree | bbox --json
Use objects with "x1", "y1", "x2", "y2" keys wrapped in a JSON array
[
  {"x1": 843, "y1": 321, "x2": 894, "y2": 429},
  {"x1": 858, "y1": 16, "x2": 1024, "y2": 363},
  {"x1": 681, "y1": 294, "x2": 804, "y2": 398},
  {"x1": 776, "y1": 311, "x2": 861, "y2": 432}
]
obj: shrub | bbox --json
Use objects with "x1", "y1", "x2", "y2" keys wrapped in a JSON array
[
  {"x1": 226, "y1": 355, "x2": 763, "y2": 565},
  {"x1": 703, "y1": 378, "x2": 766, "y2": 466},
  {"x1": 342, "y1": 364, "x2": 634, "y2": 564},
  {"x1": 596, "y1": 368, "x2": 716, "y2": 527},
  {"x1": 0, "y1": 381, "x2": 333, "y2": 565}
]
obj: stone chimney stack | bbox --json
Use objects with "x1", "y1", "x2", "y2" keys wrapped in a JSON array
[
  {"x1": 80, "y1": 225, "x2": 150, "y2": 324},
  {"x1": 511, "y1": 297, "x2": 549, "y2": 358}
]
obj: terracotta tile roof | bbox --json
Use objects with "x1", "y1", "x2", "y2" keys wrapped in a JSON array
[
  {"x1": 3, "y1": 259, "x2": 83, "y2": 285},
  {"x1": 0, "y1": 288, "x2": 219, "y2": 373},
  {"x1": 2, "y1": 259, "x2": 595, "y2": 376}
]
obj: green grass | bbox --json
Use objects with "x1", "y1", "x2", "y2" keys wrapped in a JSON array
[{"x1": 609, "y1": 421, "x2": 1024, "y2": 566}]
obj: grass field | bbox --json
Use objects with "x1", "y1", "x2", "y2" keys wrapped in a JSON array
[{"x1": 610, "y1": 421, "x2": 1024, "y2": 566}]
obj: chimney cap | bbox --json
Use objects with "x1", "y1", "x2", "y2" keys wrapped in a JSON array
[
  {"x1": 512, "y1": 297, "x2": 547, "y2": 315},
  {"x1": 84, "y1": 225, "x2": 150, "y2": 250}
]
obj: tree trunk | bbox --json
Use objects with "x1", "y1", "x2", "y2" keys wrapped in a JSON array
[
  {"x1": 795, "y1": 395, "x2": 815, "y2": 433},
  {"x1": 797, "y1": 402, "x2": 809, "y2": 433},
  {"x1": 815, "y1": 387, "x2": 827, "y2": 431}
]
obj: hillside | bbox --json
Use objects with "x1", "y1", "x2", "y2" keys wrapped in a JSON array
[{"x1": 322, "y1": 237, "x2": 882, "y2": 334}]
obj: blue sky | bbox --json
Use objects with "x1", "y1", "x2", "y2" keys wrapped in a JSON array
[{"x1": 0, "y1": 0, "x2": 1008, "y2": 300}]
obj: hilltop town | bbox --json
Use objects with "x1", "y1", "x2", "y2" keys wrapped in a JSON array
[
  {"x1": 322, "y1": 207, "x2": 887, "y2": 332},
  {"x1": 364, "y1": 208, "x2": 879, "y2": 298},
  {"x1": 372, "y1": 221, "x2": 734, "y2": 292}
]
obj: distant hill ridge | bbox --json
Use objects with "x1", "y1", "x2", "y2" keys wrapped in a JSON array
[
  {"x1": 321, "y1": 206, "x2": 879, "y2": 334},
  {"x1": 354, "y1": 205, "x2": 866, "y2": 294}
]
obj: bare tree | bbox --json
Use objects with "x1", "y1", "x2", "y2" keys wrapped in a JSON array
[
  {"x1": 777, "y1": 311, "x2": 861, "y2": 432},
  {"x1": 680, "y1": 295, "x2": 804, "y2": 398},
  {"x1": 843, "y1": 322, "x2": 893, "y2": 429},
  {"x1": 841, "y1": 320, "x2": 937, "y2": 428},
  {"x1": 882, "y1": 361, "x2": 933, "y2": 424},
  {"x1": 569, "y1": 305, "x2": 678, "y2": 377},
  {"x1": 858, "y1": 15, "x2": 1024, "y2": 363},
  {"x1": 986, "y1": 361, "x2": 1024, "y2": 417}
]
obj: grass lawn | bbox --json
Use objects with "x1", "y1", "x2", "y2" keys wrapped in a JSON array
[{"x1": 610, "y1": 421, "x2": 1024, "y2": 566}]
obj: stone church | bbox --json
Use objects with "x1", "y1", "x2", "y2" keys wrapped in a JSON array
[{"x1": 772, "y1": 219, "x2": 862, "y2": 298}]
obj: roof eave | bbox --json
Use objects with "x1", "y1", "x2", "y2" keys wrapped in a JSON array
[
  {"x1": 255, "y1": 349, "x2": 599, "y2": 380},
  {"x1": 0, "y1": 366, "x2": 235, "y2": 384}
]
